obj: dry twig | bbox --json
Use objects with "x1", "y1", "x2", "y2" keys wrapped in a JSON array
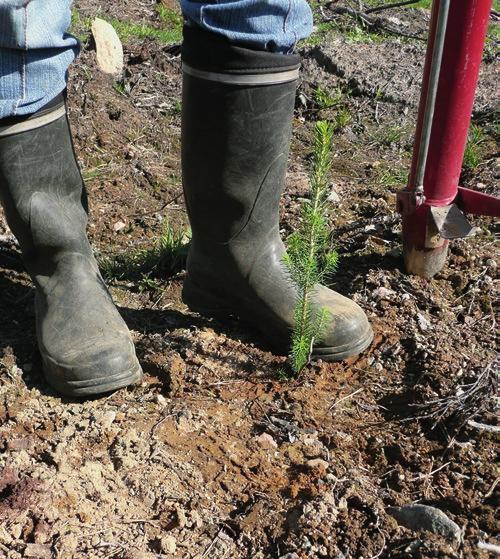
[
  {"x1": 322, "y1": 4, "x2": 426, "y2": 41},
  {"x1": 365, "y1": 1, "x2": 425, "y2": 14},
  {"x1": 410, "y1": 361, "x2": 498, "y2": 431}
]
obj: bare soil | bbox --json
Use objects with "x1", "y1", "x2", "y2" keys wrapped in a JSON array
[{"x1": 0, "y1": 2, "x2": 498, "y2": 558}]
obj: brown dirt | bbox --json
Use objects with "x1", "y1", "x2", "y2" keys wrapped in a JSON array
[{"x1": 0, "y1": 1, "x2": 498, "y2": 558}]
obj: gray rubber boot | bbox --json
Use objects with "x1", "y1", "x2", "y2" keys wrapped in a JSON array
[
  {"x1": 181, "y1": 28, "x2": 373, "y2": 360},
  {"x1": 0, "y1": 95, "x2": 142, "y2": 396}
]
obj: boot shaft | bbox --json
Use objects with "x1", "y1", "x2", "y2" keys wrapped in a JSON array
[
  {"x1": 0, "y1": 95, "x2": 90, "y2": 275},
  {"x1": 181, "y1": 27, "x2": 300, "y2": 253}
]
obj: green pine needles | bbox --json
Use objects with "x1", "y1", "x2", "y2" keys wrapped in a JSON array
[{"x1": 283, "y1": 120, "x2": 339, "y2": 374}]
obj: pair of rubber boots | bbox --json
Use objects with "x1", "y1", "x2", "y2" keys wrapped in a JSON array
[{"x1": 0, "y1": 29, "x2": 372, "y2": 397}]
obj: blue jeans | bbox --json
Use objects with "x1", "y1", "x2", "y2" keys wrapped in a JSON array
[{"x1": 0, "y1": 0, "x2": 312, "y2": 119}]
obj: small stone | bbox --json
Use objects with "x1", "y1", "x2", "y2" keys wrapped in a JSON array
[
  {"x1": 92, "y1": 18, "x2": 124, "y2": 76},
  {"x1": 101, "y1": 411, "x2": 117, "y2": 429},
  {"x1": 156, "y1": 394, "x2": 167, "y2": 406},
  {"x1": 24, "y1": 544, "x2": 52, "y2": 558},
  {"x1": 160, "y1": 535, "x2": 177, "y2": 554},
  {"x1": 256, "y1": 432, "x2": 278, "y2": 449},
  {"x1": 123, "y1": 551, "x2": 157, "y2": 559},
  {"x1": 404, "y1": 540, "x2": 423, "y2": 553},
  {"x1": 279, "y1": 554, "x2": 300, "y2": 559},
  {"x1": 6, "y1": 438, "x2": 33, "y2": 451},
  {"x1": 387, "y1": 16, "x2": 407, "y2": 27},
  {"x1": 328, "y1": 187, "x2": 341, "y2": 204},
  {"x1": 373, "y1": 286, "x2": 396, "y2": 300},
  {"x1": 113, "y1": 220, "x2": 126, "y2": 232},
  {"x1": 0, "y1": 525, "x2": 12, "y2": 545},
  {"x1": 189, "y1": 509, "x2": 203, "y2": 529},
  {"x1": 416, "y1": 313, "x2": 431, "y2": 331},
  {"x1": 387, "y1": 504, "x2": 462, "y2": 542},
  {"x1": 301, "y1": 438, "x2": 324, "y2": 458},
  {"x1": 175, "y1": 505, "x2": 187, "y2": 529},
  {"x1": 306, "y1": 458, "x2": 329, "y2": 470}
]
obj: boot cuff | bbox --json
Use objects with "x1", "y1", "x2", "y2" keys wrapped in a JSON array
[
  {"x1": 182, "y1": 26, "x2": 301, "y2": 77},
  {"x1": 0, "y1": 92, "x2": 66, "y2": 137}
]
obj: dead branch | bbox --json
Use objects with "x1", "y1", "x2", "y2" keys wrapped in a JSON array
[
  {"x1": 467, "y1": 420, "x2": 500, "y2": 434},
  {"x1": 477, "y1": 542, "x2": 500, "y2": 555},
  {"x1": 322, "y1": 4, "x2": 426, "y2": 41},
  {"x1": 365, "y1": 1, "x2": 424, "y2": 14},
  {"x1": 410, "y1": 361, "x2": 498, "y2": 431},
  {"x1": 330, "y1": 387, "x2": 365, "y2": 410}
]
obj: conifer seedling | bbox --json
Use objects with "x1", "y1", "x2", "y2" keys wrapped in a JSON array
[{"x1": 283, "y1": 120, "x2": 339, "y2": 375}]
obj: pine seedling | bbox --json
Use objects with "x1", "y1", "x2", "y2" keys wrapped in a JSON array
[{"x1": 283, "y1": 120, "x2": 338, "y2": 375}]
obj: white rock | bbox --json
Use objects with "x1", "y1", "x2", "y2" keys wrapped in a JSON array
[
  {"x1": 156, "y1": 394, "x2": 168, "y2": 406},
  {"x1": 160, "y1": 535, "x2": 177, "y2": 554},
  {"x1": 101, "y1": 411, "x2": 116, "y2": 429},
  {"x1": 416, "y1": 313, "x2": 431, "y2": 331},
  {"x1": 92, "y1": 18, "x2": 123, "y2": 76},
  {"x1": 113, "y1": 220, "x2": 126, "y2": 232},
  {"x1": 328, "y1": 187, "x2": 341, "y2": 204}
]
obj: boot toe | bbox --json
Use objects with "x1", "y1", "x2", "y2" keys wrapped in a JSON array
[
  {"x1": 41, "y1": 338, "x2": 143, "y2": 397},
  {"x1": 35, "y1": 254, "x2": 143, "y2": 397},
  {"x1": 311, "y1": 285, "x2": 373, "y2": 361}
]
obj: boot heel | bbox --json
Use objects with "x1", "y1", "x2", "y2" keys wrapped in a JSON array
[{"x1": 182, "y1": 276, "x2": 233, "y2": 319}]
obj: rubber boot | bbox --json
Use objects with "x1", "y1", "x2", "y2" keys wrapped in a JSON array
[
  {"x1": 181, "y1": 28, "x2": 373, "y2": 360},
  {"x1": 0, "y1": 95, "x2": 142, "y2": 396}
]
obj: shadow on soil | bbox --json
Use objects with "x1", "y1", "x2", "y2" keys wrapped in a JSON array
[{"x1": 0, "y1": 247, "x2": 285, "y2": 398}]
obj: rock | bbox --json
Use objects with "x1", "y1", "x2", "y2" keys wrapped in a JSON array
[
  {"x1": 24, "y1": 544, "x2": 52, "y2": 558},
  {"x1": 0, "y1": 525, "x2": 12, "y2": 546},
  {"x1": 6, "y1": 437, "x2": 33, "y2": 451},
  {"x1": 101, "y1": 410, "x2": 117, "y2": 429},
  {"x1": 160, "y1": 535, "x2": 177, "y2": 554},
  {"x1": 189, "y1": 509, "x2": 203, "y2": 529},
  {"x1": 306, "y1": 458, "x2": 329, "y2": 470},
  {"x1": 328, "y1": 187, "x2": 341, "y2": 204},
  {"x1": 387, "y1": 504, "x2": 462, "y2": 542},
  {"x1": 301, "y1": 437, "x2": 324, "y2": 458},
  {"x1": 92, "y1": 18, "x2": 124, "y2": 76},
  {"x1": 279, "y1": 554, "x2": 300, "y2": 559},
  {"x1": 373, "y1": 286, "x2": 396, "y2": 300},
  {"x1": 256, "y1": 432, "x2": 278, "y2": 449},
  {"x1": 156, "y1": 394, "x2": 167, "y2": 406},
  {"x1": 416, "y1": 313, "x2": 431, "y2": 331},
  {"x1": 123, "y1": 551, "x2": 156, "y2": 559},
  {"x1": 113, "y1": 220, "x2": 126, "y2": 232}
]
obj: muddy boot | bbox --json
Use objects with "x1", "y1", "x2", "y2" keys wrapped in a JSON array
[
  {"x1": 181, "y1": 28, "x2": 373, "y2": 361},
  {"x1": 0, "y1": 95, "x2": 142, "y2": 396}
]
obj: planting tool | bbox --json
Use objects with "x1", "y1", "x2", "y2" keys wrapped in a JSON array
[{"x1": 397, "y1": 0, "x2": 499, "y2": 277}]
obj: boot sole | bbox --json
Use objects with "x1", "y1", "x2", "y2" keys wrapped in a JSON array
[
  {"x1": 41, "y1": 354, "x2": 143, "y2": 397},
  {"x1": 183, "y1": 281, "x2": 374, "y2": 362}
]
